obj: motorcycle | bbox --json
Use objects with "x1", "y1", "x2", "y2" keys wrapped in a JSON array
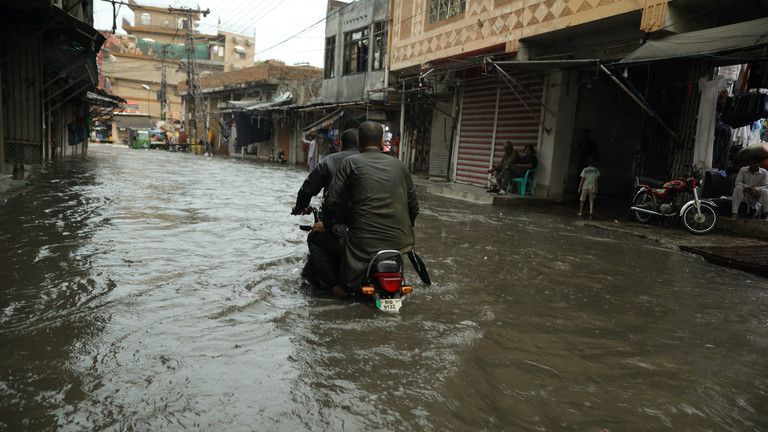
[
  {"x1": 630, "y1": 168, "x2": 718, "y2": 235},
  {"x1": 268, "y1": 149, "x2": 286, "y2": 164},
  {"x1": 297, "y1": 208, "x2": 428, "y2": 312}
]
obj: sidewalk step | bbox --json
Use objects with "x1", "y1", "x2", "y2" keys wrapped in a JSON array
[{"x1": 414, "y1": 179, "x2": 494, "y2": 205}]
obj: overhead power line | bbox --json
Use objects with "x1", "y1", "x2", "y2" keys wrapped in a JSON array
[{"x1": 252, "y1": 1, "x2": 355, "y2": 57}]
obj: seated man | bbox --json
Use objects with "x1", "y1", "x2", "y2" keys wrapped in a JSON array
[
  {"x1": 486, "y1": 142, "x2": 518, "y2": 192},
  {"x1": 292, "y1": 129, "x2": 359, "y2": 291},
  {"x1": 731, "y1": 162, "x2": 768, "y2": 221},
  {"x1": 509, "y1": 144, "x2": 538, "y2": 178},
  {"x1": 322, "y1": 122, "x2": 419, "y2": 293}
]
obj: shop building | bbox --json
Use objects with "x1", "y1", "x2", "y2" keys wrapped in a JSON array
[
  {"x1": 390, "y1": 0, "x2": 768, "y2": 202},
  {"x1": 1, "y1": 0, "x2": 106, "y2": 174},
  {"x1": 100, "y1": 0, "x2": 256, "y2": 126},
  {"x1": 180, "y1": 61, "x2": 323, "y2": 161}
]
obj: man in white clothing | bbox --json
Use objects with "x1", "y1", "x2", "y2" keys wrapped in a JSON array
[
  {"x1": 303, "y1": 133, "x2": 318, "y2": 171},
  {"x1": 731, "y1": 162, "x2": 768, "y2": 220}
]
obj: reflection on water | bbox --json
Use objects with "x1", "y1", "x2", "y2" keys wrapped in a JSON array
[{"x1": 1, "y1": 145, "x2": 767, "y2": 430}]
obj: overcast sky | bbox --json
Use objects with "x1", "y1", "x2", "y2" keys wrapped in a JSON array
[{"x1": 93, "y1": 0, "x2": 330, "y2": 67}]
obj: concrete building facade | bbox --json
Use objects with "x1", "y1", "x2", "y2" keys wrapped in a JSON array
[
  {"x1": 387, "y1": 0, "x2": 768, "y2": 204},
  {"x1": 1, "y1": 0, "x2": 107, "y2": 174},
  {"x1": 101, "y1": 0, "x2": 256, "y2": 127},
  {"x1": 321, "y1": 0, "x2": 391, "y2": 103}
]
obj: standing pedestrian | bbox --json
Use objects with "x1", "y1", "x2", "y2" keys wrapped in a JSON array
[
  {"x1": 303, "y1": 133, "x2": 318, "y2": 171},
  {"x1": 578, "y1": 157, "x2": 600, "y2": 219}
]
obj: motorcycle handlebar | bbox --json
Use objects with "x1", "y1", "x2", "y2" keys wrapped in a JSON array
[{"x1": 295, "y1": 207, "x2": 318, "y2": 232}]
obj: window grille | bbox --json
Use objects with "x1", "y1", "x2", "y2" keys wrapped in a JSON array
[
  {"x1": 428, "y1": 0, "x2": 465, "y2": 23},
  {"x1": 343, "y1": 27, "x2": 369, "y2": 75},
  {"x1": 324, "y1": 36, "x2": 336, "y2": 79},
  {"x1": 372, "y1": 21, "x2": 387, "y2": 71}
]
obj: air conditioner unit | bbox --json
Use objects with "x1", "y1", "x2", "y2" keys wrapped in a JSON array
[{"x1": 52, "y1": 0, "x2": 63, "y2": 8}]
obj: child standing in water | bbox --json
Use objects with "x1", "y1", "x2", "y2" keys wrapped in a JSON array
[{"x1": 578, "y1": 157, "x2": 600, "y2": 219}]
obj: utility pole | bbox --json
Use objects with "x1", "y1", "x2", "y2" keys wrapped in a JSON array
[
  {"x1": 159, "y1": 46, "x2": 168, "y2": 121},
  {"x1": 168, "y1": 6, "x2": 210, "y2": 147}
]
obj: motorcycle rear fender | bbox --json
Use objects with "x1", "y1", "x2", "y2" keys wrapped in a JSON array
[
  {"x1": 632, "y1": 187, "x2": 652, "y2": 202},
  {"x1": 679, "y1": 199, "x2": 717, "y2": 216}
]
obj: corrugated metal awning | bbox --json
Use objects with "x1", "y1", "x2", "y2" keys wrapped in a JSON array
[
  {"x1": 302, "y1": 108, "x2": 350, "y2": 133},
  {"x1": 222, "y1": 92, "x2": 293, "y2": 111}
]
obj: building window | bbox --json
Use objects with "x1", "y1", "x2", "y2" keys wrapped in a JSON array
[
  {"x1": 177, "y1": 18, "x2": 189, "y2": 30},
  {"x1": 372, "y1": 21, "x2": 387, "y2": 71},
  {"x1": 233, "y1": 45, "x2": 247, "y2": 60},
  {"x1": 140, "y1": 12, "x2": 151, "y2": 26},
  {"x1": 324, "y1": 36, "x2": 336, "y2": 79},
  {"x1": 428, "y1": 0, "x2": 465, "y2": 23},
  {"x1": 211, "y1": 44, "x2": 224, "y2": 57},
  {"x1": 343, "y1": 27, "x2": 369, "y2": 75}
]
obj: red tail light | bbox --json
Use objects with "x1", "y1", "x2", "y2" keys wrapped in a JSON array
[{"x1": 375, "y1": 272, "x2": 402, "y2": 293}]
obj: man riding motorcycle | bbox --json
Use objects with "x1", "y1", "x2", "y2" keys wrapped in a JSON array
[
  {"x1": 322, "y1": 121, "x2": 420, "y2": 294},
  {"x1": 291, "y1": 129, "x2": 359, "y2": 293}
]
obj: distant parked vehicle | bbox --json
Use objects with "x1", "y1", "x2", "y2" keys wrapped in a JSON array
[
  {"x1": 130, "y1": 130, "x2": 151, "y2": 149},
  {"x1": 130, "y1": 129, "x2": 168, "y2": 150}
]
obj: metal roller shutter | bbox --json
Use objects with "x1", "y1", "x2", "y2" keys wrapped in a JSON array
[
  {"x1": 493, "y1": 73, "x2": 544, "y2": 163},
  {"x1": 455, "y1": 80, "x2": 498, "y2": 185},
  {"x1": 455, "y1": 73, "x2": 545, "y2": 186},
  {"x1": 428, "y1": 99, "x2": 453, "y2": 179}
]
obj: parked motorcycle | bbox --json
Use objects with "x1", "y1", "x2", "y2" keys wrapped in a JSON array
[
  {"x1": 297, "y1": 208, "x2": 426, "y2": 312},
  {"x1": 630, "y1": 169, "x2": 718, "y2": 234},
  {"x1": 268, "y1": 149, "x2": 286, "y2": 164}
]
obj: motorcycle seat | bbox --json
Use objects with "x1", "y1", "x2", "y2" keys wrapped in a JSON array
[
  {"x1": 374, "y1": 259, "x2": 400, "y2": 274},
  {"x1": 637, "y1": 176, "x2": 666, "y2": 188}
]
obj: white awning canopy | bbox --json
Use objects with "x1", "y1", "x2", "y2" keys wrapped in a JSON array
[{"x1": 619, "y1": 17, "x2": 768, "y2": 65}]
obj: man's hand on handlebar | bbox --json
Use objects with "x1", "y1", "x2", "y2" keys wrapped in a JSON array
[{"x1": 291, "y1": 206, "x2": 314, "y2": 216}]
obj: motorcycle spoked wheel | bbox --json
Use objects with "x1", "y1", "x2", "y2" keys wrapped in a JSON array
[
  {"x1": 681, "y1": 204, "x2": 717, "y2": 235},
  {"x1": 632, "y1": 192, "x2": 655, "y2": 224}
]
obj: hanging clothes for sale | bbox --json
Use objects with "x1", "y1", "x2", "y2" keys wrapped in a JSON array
[
  {"x1": 722, "y1": 92, "x2": 768, "y2": 128},
  {"x1": 67, "y1": 118, "x2": 89, "y2": 145},
  {"x1": 233, "y1": 111, "x2": 272, "y2": 152},
  {"x1": 712, "y1": 114, "x2": 733, "y2": 170},
  {"x1": 747, "y1": 62, "x2": 768, "y2": 89},
  {"x1": 694, "y1": 77, "x2": 728, "y2": 169}
]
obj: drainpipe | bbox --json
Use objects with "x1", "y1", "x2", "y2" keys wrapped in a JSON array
[
  {"x1": 398, "y1": 81, "x2": 405, "y2": 162},
  {"x1": 0, "y1": 48, "x2": 4, "y2": 174},
  {"x1": 487, "y1": 85, "x2": 501, "y2": 188},
  {"x1": 384, "y1": 0, "x2": 392, "y2": 103}
]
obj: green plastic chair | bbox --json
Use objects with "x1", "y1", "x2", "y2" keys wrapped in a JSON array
[{"x1": 507, "y1": 168, "x2": 537, "y2": 197}]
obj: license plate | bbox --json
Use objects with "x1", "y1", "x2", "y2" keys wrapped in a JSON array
[{"x1": 376, "y1": 298, "x2": 403, "y2": 313}]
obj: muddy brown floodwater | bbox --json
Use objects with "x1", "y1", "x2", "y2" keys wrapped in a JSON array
[{"x1": 1, "y1": 145, "x2": 768, "y2": 431}]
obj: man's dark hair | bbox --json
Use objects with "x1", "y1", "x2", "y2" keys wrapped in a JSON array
[
  {"x1": 340, "y1": 128, "x2": 358, "y2": 150},
  {"x1": 358, "y1": 121, "x2": 383, "y2": 149}
]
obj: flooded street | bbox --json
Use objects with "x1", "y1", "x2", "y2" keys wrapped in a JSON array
[{"x1": 2, "y1": 145, "x2": 768, "y2": 431}]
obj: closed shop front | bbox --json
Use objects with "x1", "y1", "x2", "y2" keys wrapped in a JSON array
[
  {"x1": 428, "y1": 98, "x2": 454, "y2": 179},
  {"x1": 454, "y1": 73, "x2": 545, "y2": 186},
  {"x1": 455, "y1": 80, "x2": 498, "y2": 185}
]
